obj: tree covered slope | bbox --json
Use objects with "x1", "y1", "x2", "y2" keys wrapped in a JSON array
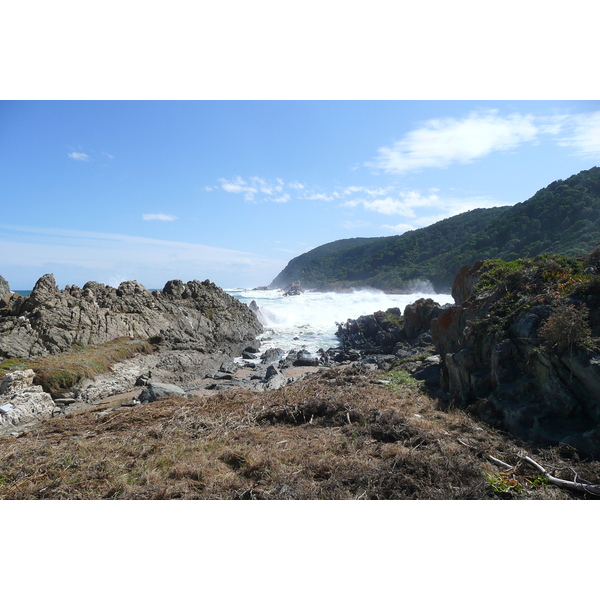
[{"x1": 269, "y1": 167, "x2": 600, "y2": 292}]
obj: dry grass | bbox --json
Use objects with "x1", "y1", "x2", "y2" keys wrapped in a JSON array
[
  {"x1": 0, "y1": 337, "x2": 153, "y2": 396},
  {"x1": 1, "y1": 363, "x2": 598, "y2": 500}
]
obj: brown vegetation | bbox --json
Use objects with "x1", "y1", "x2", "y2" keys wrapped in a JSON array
[{"x1": 2, "y1": 363, "x2": 598, "y2": 500}]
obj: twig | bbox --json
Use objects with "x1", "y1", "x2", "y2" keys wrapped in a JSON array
[
  {"x1": 457, "y1": 438, "x2": 477, "y2": 449},
  {"x1": 487, "y1": 455, "x2": 515, "y2": 471}
]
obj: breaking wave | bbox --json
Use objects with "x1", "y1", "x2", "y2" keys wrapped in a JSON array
[{"x1": 228, "y1": 287, "x2": 454, "y2": 355}]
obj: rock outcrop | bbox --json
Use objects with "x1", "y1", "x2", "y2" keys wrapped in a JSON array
[
  {"x1": 336, "y1": 298, "x2": 444, "y2": 356},
  {"x1": 0, "y1": 275, "x2": 9, "y2": 297},
  {"x1": 283, "y1": 281, "x2": 303, "y2": 296},
  {"x1": 0, "y1": 369, "x2": 55, "y2": 431},
  {"x1": 0, "y1": 275, "x2": 263, "y2": 359},
  {"x1": 431, "y1": 257, "x2": 600, "y2": 457}
]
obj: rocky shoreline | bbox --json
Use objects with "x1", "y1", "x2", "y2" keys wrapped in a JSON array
[{"x1": 4, "y1": 253, "x2": 600, "y2": 462}]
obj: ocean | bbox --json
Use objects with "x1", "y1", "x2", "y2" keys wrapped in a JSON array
[{"x1": 227, "y1": 288, "x2": 454, "y2": 356}]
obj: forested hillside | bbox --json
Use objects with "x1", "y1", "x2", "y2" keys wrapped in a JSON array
[{"x1": 270, "y1": 167, "x2": 600, "y2": 292}]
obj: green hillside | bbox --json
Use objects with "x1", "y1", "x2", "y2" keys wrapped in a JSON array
[{"x1": 269, "y1": 167, "x2": 600, "y2": 292}]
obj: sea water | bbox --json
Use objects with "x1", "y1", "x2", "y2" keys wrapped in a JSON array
[{"x1": 227, "y1": 288, "x2": 454, "y2": 356}]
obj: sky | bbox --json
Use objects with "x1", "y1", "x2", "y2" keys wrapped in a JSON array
[{"x1": 2, "y1": 100, "x2": 599, "y2": 290}]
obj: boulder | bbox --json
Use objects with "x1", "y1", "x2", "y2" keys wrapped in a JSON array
[
  {"x1": 260, "y1": 347, "x2": 285, "y2": 364},
  {"x1": 138, "y1": 381, "x2": 186, "y2": 404}
]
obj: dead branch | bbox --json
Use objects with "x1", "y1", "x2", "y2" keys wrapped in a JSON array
[
  {"x1": 520, "y1": 455, "x2": 600, "y2": 496},
  {"x1": 488, "y1": 454, "x2": 600, "y2": 496},
  {"x1": 487, "y1": 455, "x2": 515, "y2": 471}
]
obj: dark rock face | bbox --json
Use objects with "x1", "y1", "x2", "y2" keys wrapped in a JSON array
[
  {"x1": 0, "y1": 274, "x2": 263, "y2": 359},
  {"x1": 336, "y1": 298, "x2": 443, "y2": 356},
  {"x1": 432, "y1": 262, "x2": 600, "y2": 457}
]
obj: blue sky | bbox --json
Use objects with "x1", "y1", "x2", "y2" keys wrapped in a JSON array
[{"x1": 1, "y1": 100, "x2": 599, "y2": 290}]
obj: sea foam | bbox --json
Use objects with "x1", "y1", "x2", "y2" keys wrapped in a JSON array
[{"x1": 228, "y1": 288, "x2": 454, "y2": 355}]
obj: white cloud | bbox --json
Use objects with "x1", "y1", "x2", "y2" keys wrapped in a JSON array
[
  {"x1": 557, "y1": 111, "x2": 600, "y2": 158},
  {"x1": 142, "y1": 213, "x2": 178, "y2": 222},
  {"x1": 347, "y1": 190, "x2": 441, "y2": 218},
  {"x1": 219, "y1": 176, "x2": 288, "y2": 203},
  {"x1": 68, "y1": 152, "x2": 90, "y2": 161},
  {"x1": 336, "y1": 185, "x2": 392, "y2": 198},
  {"x1": 368, "y1": 110, "x2": 540, "y2": 174},
  {"x1": 362, "y1": 197, "x2": 416, "y2": 217},
  {"x1": 304, "y1": 192, "x2": 334, "y2": 202}
]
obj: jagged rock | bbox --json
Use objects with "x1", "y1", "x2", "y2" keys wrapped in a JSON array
[
  {"x1": 0, "y1": 275, "x2": 10, "y2": 297},
  {"x1": 403, "y1": 298, "x2": 444, "y2": 340},
  {"x1": 248, "y1": 300, "x2": 267, "y2": 325},
  {"x1": 260, "y1": 347, "x2": 285, "y2": 364},
  {"x1": 452, "y1": 261, "x2": 484, "y2": 304},
  {"x1": 283, "y1": 281, "x2": 303, "y2": 296},
  {"x1": 432, "y1": 260, "x2": 600, "y2": 457},
  {"x1": 0, "y1": 274, "x2": 263, "y2": 359},
  {"x1": 336, "y1": 300, "x2": 441, "y2": 356},
  {"x1": 0, "y1": 369, "x2": 55, "y2": 431}
]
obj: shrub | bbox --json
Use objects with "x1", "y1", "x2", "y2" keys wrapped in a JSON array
[
  {"x1": 584, "y1": 241, "x2": 600, "y2": 271},
  {"x1": 539, "y1": 302, "x2": 592, "y2": 353}
]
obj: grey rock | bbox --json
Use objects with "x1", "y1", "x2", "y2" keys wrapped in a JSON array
[
  {"x1": 138, "y1": 381, "x2": 186, "y2": 404},
  {"x1": 0, "y1": 275, "x2": 263, "y2": 359},
  {"x1": 0, "y1": 274, "x2": 10, "y2": 296},
  {"x1": 260, "y1": 347, "x2": 285, "y2": 364},
  {"x1": 293, "y1": 352, "x2": 320, "y2": 367},
  {"x1": 248, "y1": 300, "x2": 267, "y2": 325},
  {"x1": 265, "y1": 365, "x2": 279, "y2": 380},
  {"x1": 283, "y1": 281, "x2": 303, "y2": 296},
  {"x1": 0, "y1": 369, "x2": 55, "y2": 431}
]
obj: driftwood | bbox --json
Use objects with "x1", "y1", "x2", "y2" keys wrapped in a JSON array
[{"x1": 488, "y1": 454, "x2": 600, "y2": 496}]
